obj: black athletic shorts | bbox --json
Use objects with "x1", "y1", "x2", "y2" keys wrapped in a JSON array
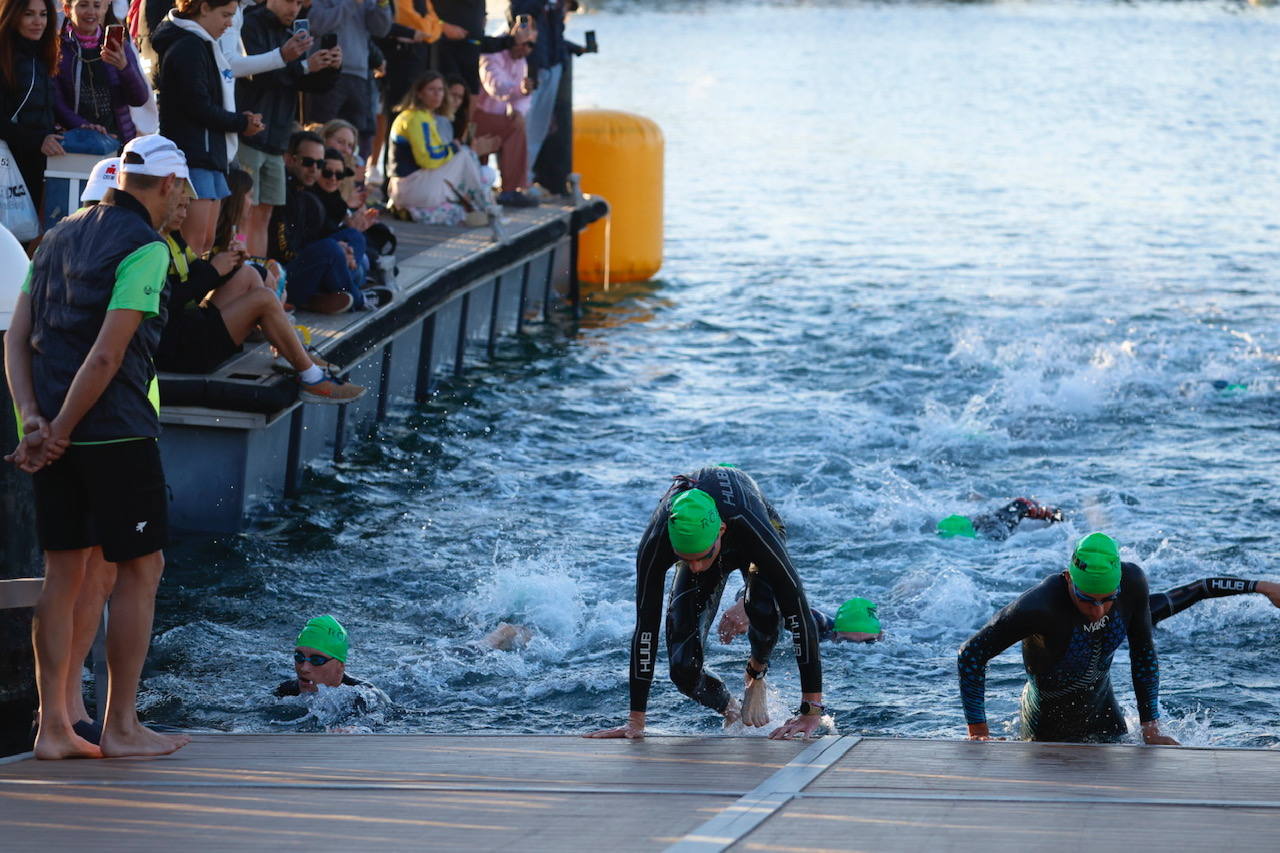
[
  {"x1": 155, "y1": 304, "x2": 241, "y2": 374},
  {"x1": 32, "y1": 438, "x2": 168, "y2": 562}
]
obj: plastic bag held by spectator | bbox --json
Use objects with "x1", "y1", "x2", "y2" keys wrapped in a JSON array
[{"x1": 0, "y1": 142, "x2": 40, "y2": 240}]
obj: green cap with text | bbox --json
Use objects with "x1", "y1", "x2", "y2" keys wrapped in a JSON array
[
  {"x1": 295, "y1": 615, "x2": 349, "y2": 663},
  {"x1": 1069, "y1": 533, "x2": 1121, "y2": 595},
  {"x1": 667, "y1": 488, "x2": 722, "y2": 556}
]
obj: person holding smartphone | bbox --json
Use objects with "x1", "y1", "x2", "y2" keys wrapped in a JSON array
[
  {"x1": 473, "y1": 19, "x2": 538, "y2": 207},
  {"x1": 53, "y1": 0, "x2": 151, "y2": 143}
]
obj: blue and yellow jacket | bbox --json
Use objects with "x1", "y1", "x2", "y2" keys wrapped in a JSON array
[{"x1": 390, "y1": 108, "x2": 453, "y2": 178}]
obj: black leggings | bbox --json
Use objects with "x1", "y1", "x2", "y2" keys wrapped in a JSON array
[{"x1": 665, "y1": 565, "x2": 780, "y2": 714}]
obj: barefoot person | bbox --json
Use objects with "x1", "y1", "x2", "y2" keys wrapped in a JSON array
[
  {"x1": 4, "y1": 134, "x2": 194, "y2": 759},
  {"x1": 585, "y1": 465, "x2": 826, "y2": 741},
  {"x1": 958, "y1": 532, "x2": 1178, "y2": 745}
]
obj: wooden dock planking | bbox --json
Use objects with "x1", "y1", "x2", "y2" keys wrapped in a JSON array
[{"x1": 1, "y1": 735, "x2": 1277, "y2": 851}]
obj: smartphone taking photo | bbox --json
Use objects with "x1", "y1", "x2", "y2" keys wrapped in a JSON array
[
  {"x1": 292, "y1": 18, "x2": 309, "y2": 35},
  {"x1": 584, "y1": 30, "x2": 598, "y2": 53},
  {"x1": 104, "y1": 24, "x2": 124, "y2": 53},
  {"x1": 320, "y1": 32, "x2": 338, "y2": 50}
]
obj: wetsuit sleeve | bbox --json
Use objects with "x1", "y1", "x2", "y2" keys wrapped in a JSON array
[
  {"x1": 629, "y1": 503, "x2": 675, "y2": 713},
  {"x1": 732, "y1": 511, "x2": 822, "y2": 694},
  {"x1": 108, "y1": 243, "x2": 169, "y2": 318},
  {"x1": 1124, "y1": 567, "x2": 1160, "y2": 723},
  {"x1": 813, "y1": 608, "x2": 836, "y2": 642},
  {"x1": 957, "y1": 593, "x2": 1045, "y2": 725},
  {"x1": 1148, "y1": 577, "x2": 1259, "y2": 624}
]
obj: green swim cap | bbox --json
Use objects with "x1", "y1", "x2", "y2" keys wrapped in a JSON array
[
  {"x1": 937, "y1": 515, "x2": 977, "y2": 539},
  {"x1": 295, "y1": 615, "x2": 349, "y2": 663},
  {"x1": 1069, "y1": 533, "x2": 1121, "y2": 595},
  {"x1": 668, "y1": 488, "x2": 722, "y2": 556},
  {"x1": 833, "y1": 598, "x2": 881, "y2": 635}
]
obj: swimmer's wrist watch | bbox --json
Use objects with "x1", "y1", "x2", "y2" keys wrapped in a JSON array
[{"x1": 797, "y1": 701, "x2": 826, "y2": 717}]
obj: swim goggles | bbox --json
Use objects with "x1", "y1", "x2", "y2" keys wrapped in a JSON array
[
  {"x1": 294, "y1": 651, "x2": 336, "y2": 666},
  {"x1": 1072, "y1": 587, "x2": 1120, "y2": 605}
]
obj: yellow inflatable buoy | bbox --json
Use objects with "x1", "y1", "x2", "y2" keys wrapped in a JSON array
[{"x1": 573, "y1": 110, "x2": 663, "y2": 285}]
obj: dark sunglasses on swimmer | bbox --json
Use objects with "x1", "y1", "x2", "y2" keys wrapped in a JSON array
[{"x1": 295, "y1": 651, "x2": 335, "y2": 666}]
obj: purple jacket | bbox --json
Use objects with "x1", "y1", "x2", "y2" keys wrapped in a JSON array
[{"x1": 53, "y1": 24, "x2": 150, "y2": 143}]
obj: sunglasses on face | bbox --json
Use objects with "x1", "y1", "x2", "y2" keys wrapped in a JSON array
[
  {"x1": 295, "y1": 651, "x2": 335, "y2": 666},
  {"x1": 1072, "y1": 586, "x2": 1120, "y2": 605},
  {"x1": 297, "y1": 156, "x2": 323, "y2": 169},
  {"x1": 320, "y1": 168, "x2": 346, "y2": 180}
]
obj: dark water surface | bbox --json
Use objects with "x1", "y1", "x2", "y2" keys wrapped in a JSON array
[{"x1": 152, "y1": 2, "x2": 1280, "y2": 746}]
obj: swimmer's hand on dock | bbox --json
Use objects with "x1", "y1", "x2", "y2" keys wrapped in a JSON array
[
  {"x1": 584, "y1": 711, "x2": 646, "y2": 740},
  {"x1": 1141, "y1": 720, "x2": 1179, "y2": 746},
  {"x1": 965, "y1": 723, "x2": 1004, "y2": 741},
  {"x1": 767, "y1": 696, "x2": 826, "y2": 740}
]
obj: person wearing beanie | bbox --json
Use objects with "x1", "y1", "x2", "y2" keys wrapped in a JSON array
[
  {"x1": 957, "y1": 533, "x2": 1179, "y2": 745},
  {"x1": 585, "y1": 465, "x2": 825, "y2": 742}
]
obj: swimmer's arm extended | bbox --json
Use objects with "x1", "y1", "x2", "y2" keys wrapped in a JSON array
[
  {"x1": 957, "y1": 597, "x2": 1041, "y2": 739},
  {"x1": 1125, "y1": 568, "x2": 1177, "y2": 744},
  {"x1": 585, "y1": 508, "x2": 671, "y2": 740}
]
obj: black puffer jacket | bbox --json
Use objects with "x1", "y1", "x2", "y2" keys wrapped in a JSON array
[
  {"x1": 237, "y1": 3, "x2": 338, "y2": 156},
  {"x1": 0, "y1": 36, "x2": 56, "y2": 156},
  {"x1": 152, "y1": 19, "x2": 247, "y2": 173}
]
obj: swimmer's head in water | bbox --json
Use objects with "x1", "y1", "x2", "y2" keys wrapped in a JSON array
[
  {"x1": 1069, "y1": 532, "x2": 1121, "y2": 595},
  {"x1": 834, "y1": 597, "x2": 882, "y2": 642},
  {"x1": 668, "y1": 488, "x2": 722, "y2": 557},
  {"x1": 295, "y1": 615, "x2": 349, "y2": 663},
  {"x1": 937, "y1": 515, "x2": 977, "y2": 539}
]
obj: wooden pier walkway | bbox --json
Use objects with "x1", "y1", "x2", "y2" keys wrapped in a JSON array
[{"x1": 2, "y1": 734, "x2": 1278, "y2": 851}]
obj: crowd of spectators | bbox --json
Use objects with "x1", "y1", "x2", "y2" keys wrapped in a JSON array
[{"x1": 2, "y1": 0, "x2": 591, "y2": 320}]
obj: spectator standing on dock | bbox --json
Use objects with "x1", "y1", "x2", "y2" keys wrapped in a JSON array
[
  {"x1": 958, "y1": 533, "x2": 1179, "y2": 744},
  {"x1": 54, "y1": 0, "x2": 151, "y2": 145},
  {"x1": 474, "y1": 20, "x2": 537, "y2": 207},
  {"x1": 151, "y1": 0, "x2": 265, "y2": 255},
  {"x1": 3, "y1": 134, "x2": 194, "y2": 759},
  {"x1": 270, "y1": 129, "x2": 366, "y2": 313},
  {"x1": 507, "y1": 0, "x2": 570, "y2": 193},
  {"x1": 434, "y1": 0, "x2": 513, "y2": 96},
  {"x1": 302, "y1": 0, "x2": 392, "y2": 159},
  {"x1": 235, "y1": 0, "x2": 342, "y2": 258},
  {"x1": 585, "y1": 465, "x2": 827, "y2": 741},
  {"x1": 0, "y1": 0, "x2": 63, "y2": 228}
]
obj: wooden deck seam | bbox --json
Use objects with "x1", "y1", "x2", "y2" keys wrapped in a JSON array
[
  {"x1": 0, "y1": 780, "x2": 749, "y2": 797},
  {"x1": 789, "y1": 791, "x2": 1280, "y2": 809},
  {"x1": 664, "y1": 735, "x2": 862, "y2": 853}
]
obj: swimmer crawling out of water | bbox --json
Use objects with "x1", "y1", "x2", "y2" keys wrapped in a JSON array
[
  {"x1": 585, "y1": 465, "x2": 826, "y2": 741},
  {"x1": 959, "y1": 533, "x2": 1179, "y2": 745}
]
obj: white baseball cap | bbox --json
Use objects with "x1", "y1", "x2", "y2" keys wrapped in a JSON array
[
  {"x1": 120, "y1": 134, "x2": 198, "y2": 198},
  {"x1": 80, "y1": 157, "x2": 121, "y2": 203}
]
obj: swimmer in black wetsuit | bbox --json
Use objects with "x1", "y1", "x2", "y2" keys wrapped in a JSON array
[
  {"x1": 937, "y1": 497, "x2": 1064, "y2": 541},
  {"x1": 274, "y1": 615, "x2": 378, "y2": 702},
  {"x1": 584, "y1": 465, "x2": 826, "y2": 741},
  {"x1": 958, "y1": 533, "x2": 1179, "y2": 745}
]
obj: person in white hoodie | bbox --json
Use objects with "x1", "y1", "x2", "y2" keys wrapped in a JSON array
[{"x1": 150, "y1": 0, "x2": 264, "y2": 254}]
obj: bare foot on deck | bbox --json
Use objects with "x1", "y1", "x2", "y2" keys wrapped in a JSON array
[
  {"x1": 34, "y1": 730, "x2": 103, "y2": 760},
  {"x1": 741, "y1": 678, "x2": 769, "y2": 727},
  {"x1": 100, "y1": 725, "x2": 190, "y2": 758}
]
